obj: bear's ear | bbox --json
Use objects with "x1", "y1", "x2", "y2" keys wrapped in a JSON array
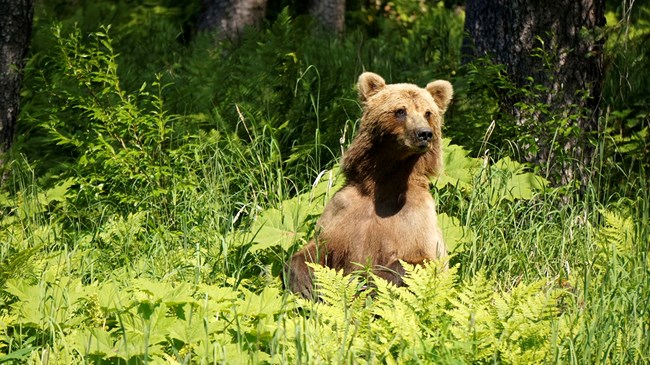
[
  {"x1": 426, "y1": 80, "x2": 453, "y2": 113},
  {"x1": 358, "y1": 72, "x2": 386, "y2": 102}
]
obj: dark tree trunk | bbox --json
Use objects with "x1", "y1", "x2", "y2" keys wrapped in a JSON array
[
  {"x1": 196, "y1": 0, "x2": 267, "y2": 39},
  {"x1": 309, "y1": 0, "x2": 346, "y2": 34},
  {"x1": 463, "y1": 0, "x2": 606, "y2": 187},
  {"x1": 0, "y1": 0, "x2": 34, "y2": 159}
]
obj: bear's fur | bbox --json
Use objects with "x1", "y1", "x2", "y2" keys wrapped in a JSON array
[{"x1": 286, "y1": 72, "x2": 453, "y2": 298}]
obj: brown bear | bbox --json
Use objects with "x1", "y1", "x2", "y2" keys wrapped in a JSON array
[{"x1": 286, "y1": 72, "x2": 453, "y2": 298}]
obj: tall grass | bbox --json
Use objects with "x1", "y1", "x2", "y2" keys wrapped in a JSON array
[{"x1": 5, "y1": 139, "x2": 648, "y2": 364}]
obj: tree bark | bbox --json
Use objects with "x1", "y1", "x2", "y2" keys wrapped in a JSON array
[
  {"x1": 463, "y1": 0, "x2": 606, "y2": 187},
  {"x1": 309, "y1": 0, "x2": 346, "y2": 35},
  {"x1": 0, "y1": 0, "x2": 34, "y2": 158},
  {"x1": 196, "y1": 0, "x2": 267, "y2": 39}
]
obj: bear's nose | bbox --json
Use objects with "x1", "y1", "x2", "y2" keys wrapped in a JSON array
[{"x1": 416, "y1": 128, "x2": 433, "y2": 142}]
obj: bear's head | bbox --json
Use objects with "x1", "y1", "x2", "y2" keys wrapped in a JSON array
[{"x1": 349, "y1": 72, "x2": 453, "y2": 177}]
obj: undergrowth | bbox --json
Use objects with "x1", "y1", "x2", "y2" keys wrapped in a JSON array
[{"x1": 1, "y1": 1, "x2": 649, "y2": 364}]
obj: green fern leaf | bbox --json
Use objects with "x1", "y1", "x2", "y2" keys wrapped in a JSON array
[
  {"x1": 596, "y1": 209, "x2": 635, "y2": 257},
  {"x1": 447, "y1": 272, "x2": 497, "y2": 362}
]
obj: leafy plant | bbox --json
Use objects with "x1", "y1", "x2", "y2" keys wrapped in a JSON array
[{"x1": 288, "y1": 261, "x2": 568, "y2": 364}]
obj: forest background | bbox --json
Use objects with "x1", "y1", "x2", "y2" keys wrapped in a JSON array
[{"x1": 0, "y1": 0, "x2": 648, "y2": 364}]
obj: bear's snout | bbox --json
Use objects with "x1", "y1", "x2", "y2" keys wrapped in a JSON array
[
  {"x1": 407, "y1": 126, "x2": 433, "y2": 152},
  {"x1": 416, "y1": 127, "x2": 433, "y2": 143}
]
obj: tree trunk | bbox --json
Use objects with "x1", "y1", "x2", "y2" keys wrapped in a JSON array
[
  {"x1": 463, "y1": 0, "x2": 606, "y2": 187},
  {"x1": 0, "y1": 0, "x2": 34, "y2": 158},
  {"x1": 309, "y1": 0, "x2": 346, "y2": 34},
  {"x1": 197, "y1": 0, "x2": 267, "y2": 39}
]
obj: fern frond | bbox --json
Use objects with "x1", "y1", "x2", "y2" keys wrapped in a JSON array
[
  {"x1": 401, "y1": 260, "x2": 458, "y2": 322},
  {"x1": 596, "y1": 209, "x2": 636, "y2": 257},
  {"x1": 493, "y1": 279, "x2": 562, "y2": 364},
  {"x1": 302, "y1": 264, "x2": 373, "y2": 363},
  {"x1": 371, "y1": 274, "x2": 422, "y2": 350},
  {"x1": 446, "y1": 271, "x2": 497, "y2": 362},
  {"x1": 309, "y1": 263, "x2": 366, "y2": 307},
  {"x1": 370, "y1": 263, "x2": 458, "y2": 363}
]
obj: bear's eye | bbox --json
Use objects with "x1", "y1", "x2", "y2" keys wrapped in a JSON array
[
  {"x1": 395, "y1": 108, "x2": 407, "y2": 118},
  {"x1": 424, "y1": 111, "x2": 432, "y2": 120}
]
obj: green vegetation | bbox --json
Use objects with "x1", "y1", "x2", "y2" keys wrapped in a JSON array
[{"x1": 1, "y1": 1, "x2": 648, "y2": 364}]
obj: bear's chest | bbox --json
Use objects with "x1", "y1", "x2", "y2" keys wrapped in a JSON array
[
  {"x1": 318, "y1": 186, "x2": 442, "y2": 264},
  {"x1": 370, "y1": 194, "x2": 440, "y2": 251}
]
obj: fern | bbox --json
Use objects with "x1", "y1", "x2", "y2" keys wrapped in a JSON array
[
  {"x1": 493, "y1": 280, "x2": 564, "y2": 364},
  {"x1": 299, "y1": 264, "x2": 372, "y2": 364},
  {"x1": 447, "y1": 272, "x2": 497, "y2": 362},
  {"x1": 596, "y1": 209, "x2": 636, "y2": 258},
  {"x1": 371, "y1": 276, "x2": 424, "y2": 359},
  {"x1": 295, "y1": 261, "x2": 568, "y2": 364},
  {"x1": 400, "y1": 261, "x2": 457, "y2": 320}
]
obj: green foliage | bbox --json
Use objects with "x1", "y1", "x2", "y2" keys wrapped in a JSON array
[
  {"x1": 436, "y1": 140, "x2": 547, "y2": 201},
  {"x1": 245, "y1": 168, "x2": 343, "y2": 253},
  {"x1": 284, "y1": 262, "x2": 568, "y2": 364},
  {"x1": 13, "y1": 26, "x2": 303, "y2": 280},
  {"x1": 2, "y1": 267, "x2": 292, "y2": 364},
  {"x1": 600, "y1": 4, "x2": 650, "y2": 182},
  {"x1": 2, "y1": 0, "x2": 649, "y2": 363},
  {"x1": 446, "y1": 58, "x2": 519, "y2": 156},
  {"x1": 0, "y1": 173, "x2": 73, "y2": 286},
  {"x1": 27, "y1": 25, "x2": 196, "y2": 211},
  {"x1": 595, "y1": 209, "x2": 636, "y2": 260},
  {"x1": 24, "y1": 1, "x2": 465, "y2": 184}
]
